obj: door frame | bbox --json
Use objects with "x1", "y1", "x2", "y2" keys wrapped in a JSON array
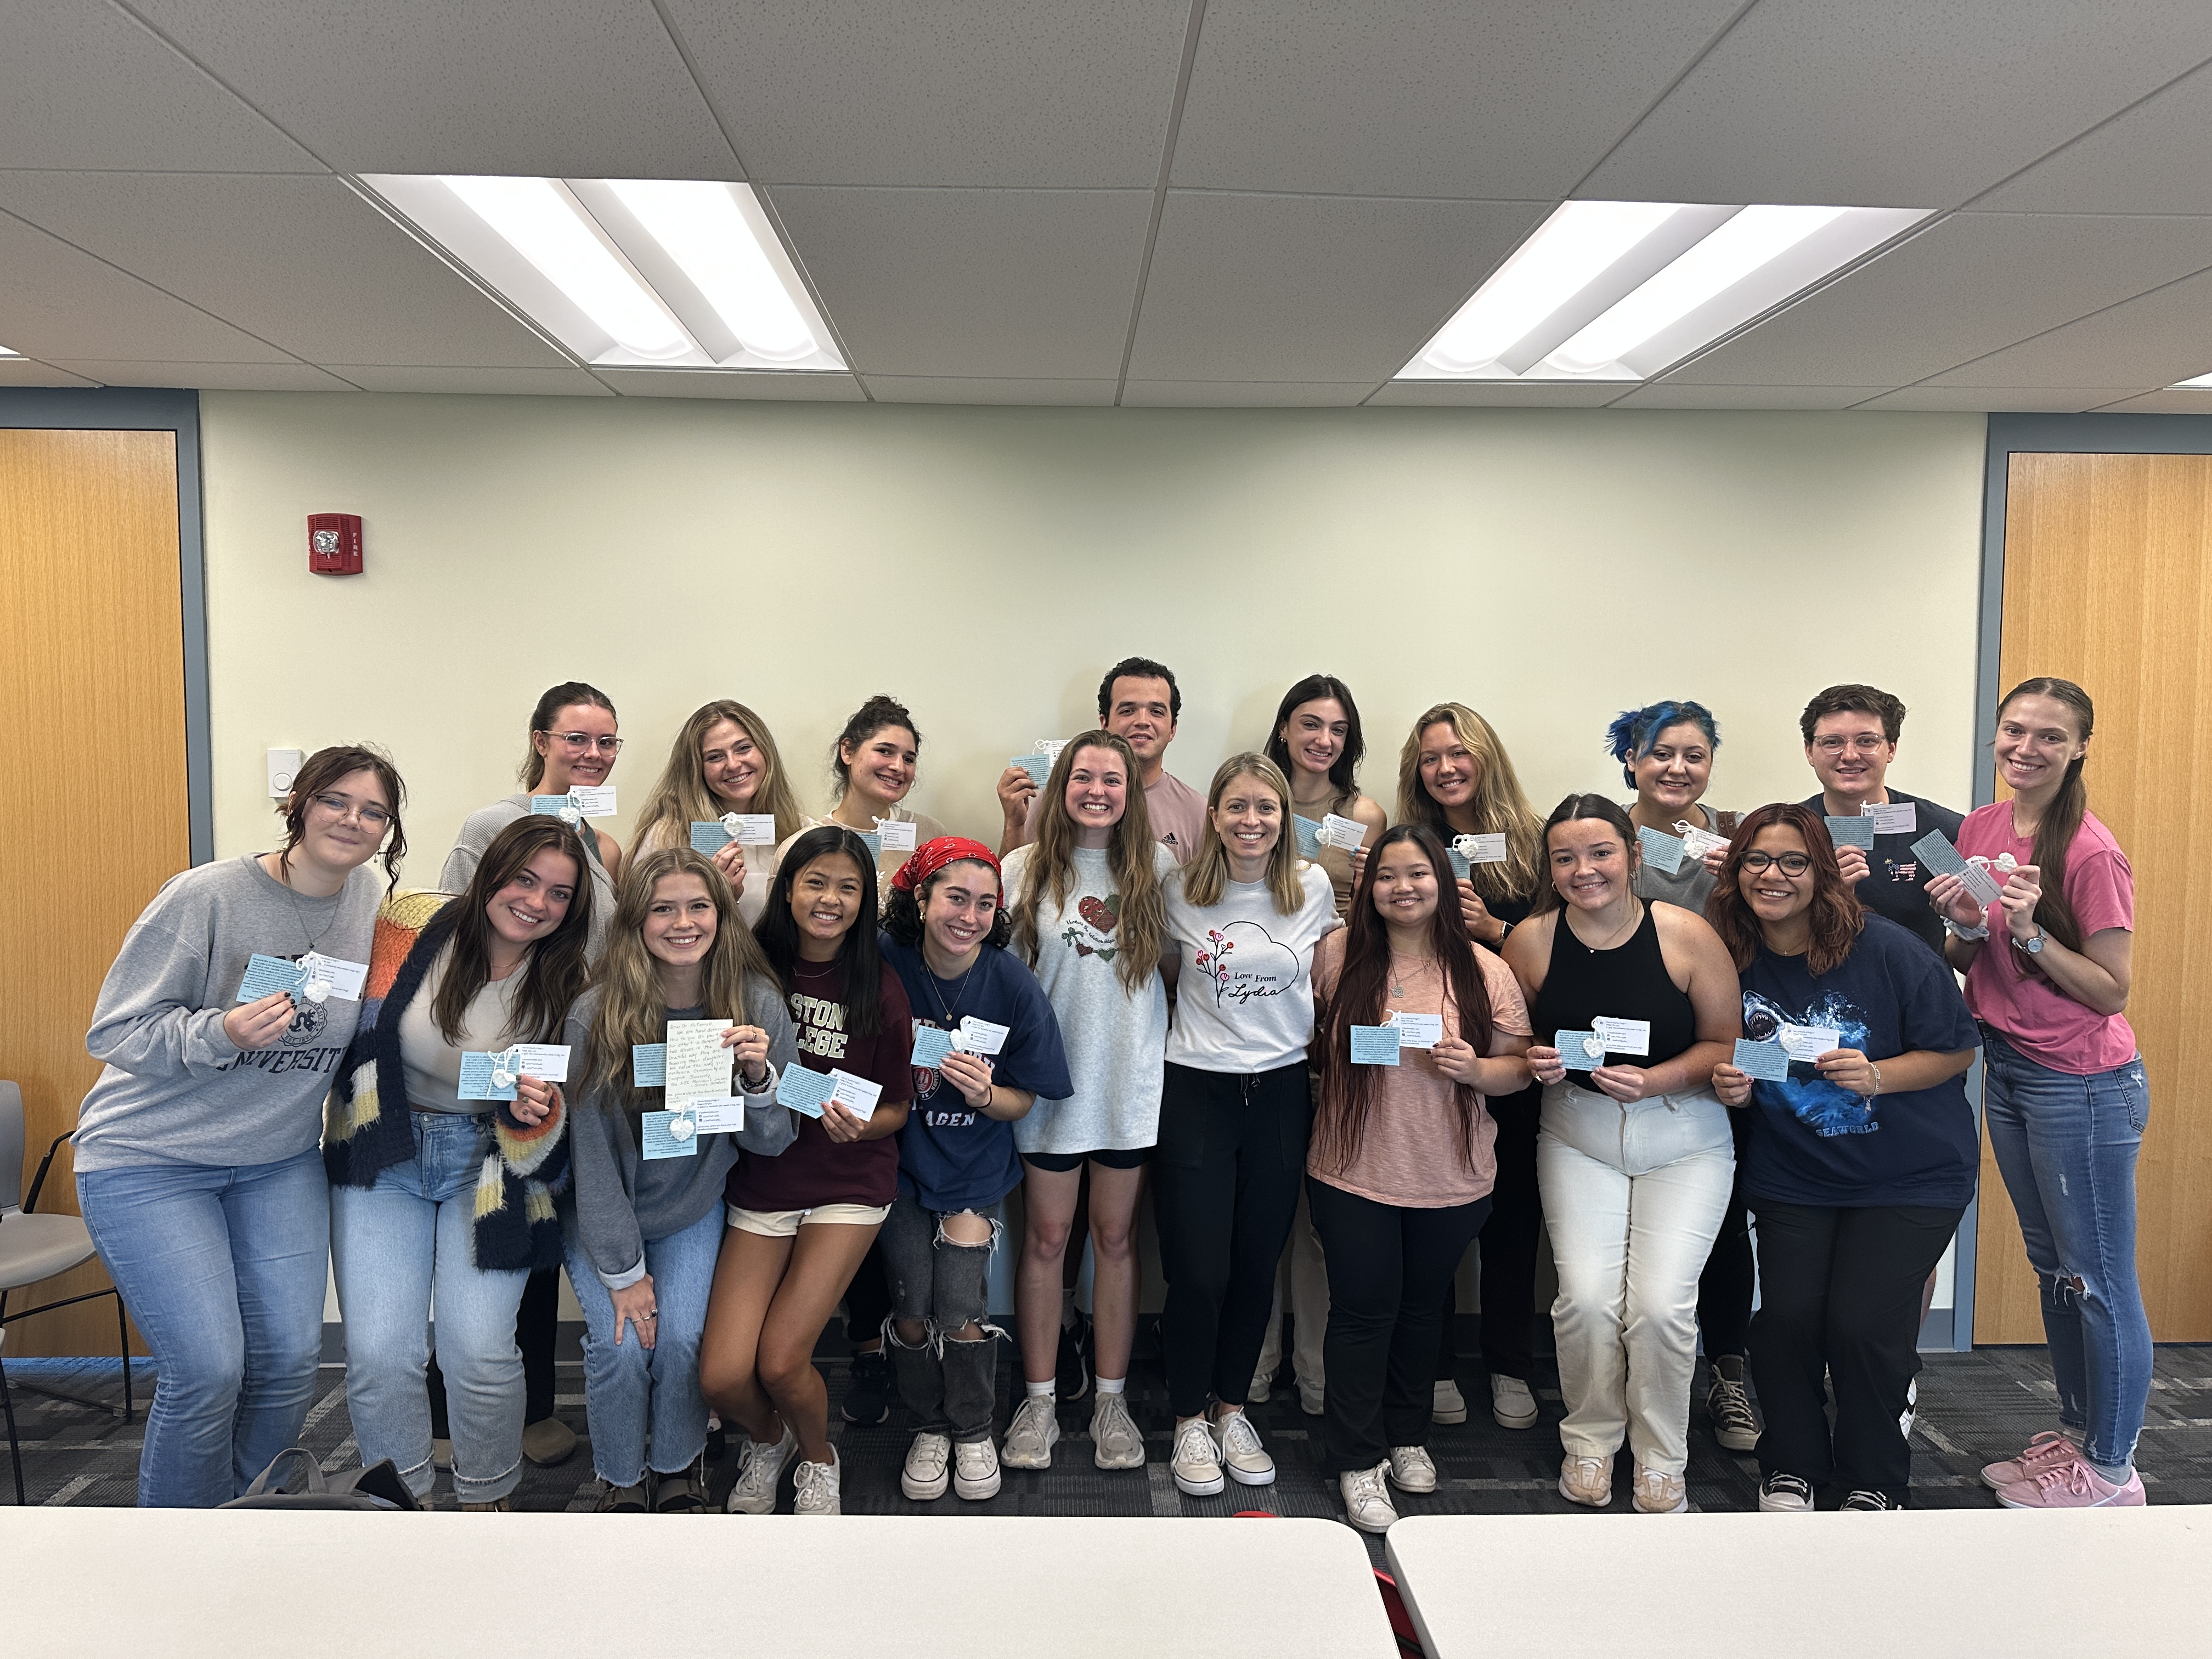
[{"x1": 0, "y1": 388, "x2": 210, "y2": 864}]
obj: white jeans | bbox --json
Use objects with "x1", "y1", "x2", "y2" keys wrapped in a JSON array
[{"x1": 1538, "y1": 1080, "x2": 1734, "y2": 1476}]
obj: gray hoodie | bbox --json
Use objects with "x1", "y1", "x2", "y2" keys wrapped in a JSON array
[
  {"x1": 75, "y1": 855, "x2": 382, "y2": 1172},
  {"x1": 565, "y1": 976, "x2": 800, "y2": 1289}
]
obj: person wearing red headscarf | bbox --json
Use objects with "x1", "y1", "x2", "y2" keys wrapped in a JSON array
[{"x1": 876, "y1": 837, "x2": 1073, "y2": 1504}]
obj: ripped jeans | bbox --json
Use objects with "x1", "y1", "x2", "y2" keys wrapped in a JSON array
[
  {"x1": 1982, "y1": 1029, "x2": 2153, "y2": 1475},
  {"x1": 881, "y1": 1194, "x2": 1004, "y2": 1443}
]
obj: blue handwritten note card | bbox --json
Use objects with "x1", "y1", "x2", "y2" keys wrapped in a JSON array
[
  {"x1": 1350, "y1": 1024, "x2": 1402, "y2": 1066},
  {"x1": 1637, "y1": 825, "x2": 1687, "y2": 876},
  {"x1": 457, "y1": 1051, "x2": 518, "y2": 1102},
  {"x1": 1825, "y1": 815, "x2": 1877, "y2": 850},
  {"x1": 1447, "y1": 848, "x2": 1472, "y2": 881},
  {"x1": 236, "y1": 953, "x2": 307, "y2": 1002},
  {"x1": 633, "y1": 1044, "x2": 667, "y2": 1087},
  {"x1": 858, "y1": 831, "x2": 882, "y2": 862},
  {"x1": 1733, "y1": 1039, "x2": 1791, "y2": 1082},
  {"x1": 640, "y1": 1110, "x2": 699, "y2": 1160},
  {"x1": 1011, "y1": 753, "x2": 1052, "y2": 787},
  {"x1": 1555, "y1": 1030, "x2": 1605, "y2": 1071},
  {"x1": 1293, "y1": 815, "x2": 1324, "y2": 860},
  {"x1": 775, "y1": 1065, "x2": 837, "y2": 1119},
  {"x1": 690, "y1": 821, "x2": 735, "y2": 854},
  {"x1": 910, "y1": 1025, "x2": 955, "y2": 1070}
]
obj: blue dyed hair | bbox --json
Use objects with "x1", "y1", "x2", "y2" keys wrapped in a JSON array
[{"x1": 1604, "y1": 700, "x2": 1720, "y2": 789}]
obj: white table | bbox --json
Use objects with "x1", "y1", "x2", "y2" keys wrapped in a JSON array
[
  {"x1": 7, "y1": 1510, "x2": 1398, "y2": 1658},
  {"x1": 1385, "y1": 1508, "x2": 2212, "y2": 1658}
]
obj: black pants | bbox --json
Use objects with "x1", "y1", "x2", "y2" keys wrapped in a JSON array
[
  {"x1": 1695, "y1": 1105, "x2": 1758, "y2": 1360},
  {"x1": 1310, "y1": 1177, "x2": 1490, "y2": 1474},
  {"x1": 1750, "y1": 1199, "x2": 1963, "y2": 1502},
  {"x1": 1469, "y1": 1082, "x2": 1542, "y2": 1381},
  {"x1": 1153, "y1": 1061, "x2": 1310, "y2": 1419},
  {"x1": 428, "y1": 1263, "x2": 560, "y2": 1434},
  {"x1": 844, "y1": 1239, "x2": 893, "y2": 1347}
]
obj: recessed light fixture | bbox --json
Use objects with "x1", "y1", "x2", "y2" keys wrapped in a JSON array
[
  {"x1": 362, "y1": 175, "x2": 844, "y2": 372},
  {"x1": 2168, "y1": 371, "x2": 2212, "y2": 388},
  {"x1": 1400, "y1": 200, "x2": 1928, "y2": 382}
]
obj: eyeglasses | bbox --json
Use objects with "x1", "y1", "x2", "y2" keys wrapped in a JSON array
[
  {"x1": 1811, "y1": 735, "x2": 1887, "y2": 755},
  {"x1": 1739, "y1": 850, "x2": 1812, "y2": 875},
  {"x1": 311, "y1": 792, "x2": 393, "y2": 830},
  {"x1": 544, "y1": 731, "x2": 623, "y2": 755}
]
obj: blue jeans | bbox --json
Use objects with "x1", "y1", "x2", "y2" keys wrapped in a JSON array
[
  {"x1": 329, "y1": 1112, "x2": 531, "y2": 1503},
  {"x1": 563, "y1": 1204, "x2": 721, "y2": 1486},
  {"x1": 1982, "y1": 1030, "x2": 2153, "y2": 1474},
  {"x1": 75, "y1": 1147, "x2": 329, "y2": 1508}
]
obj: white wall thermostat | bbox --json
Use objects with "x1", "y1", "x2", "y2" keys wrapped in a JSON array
[{"x1": 268, "y1": 748, "x2": 303, "y2": 798}]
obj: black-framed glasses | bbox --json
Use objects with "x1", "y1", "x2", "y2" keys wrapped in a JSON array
[
  {"x1": 311, "y1": 792, "x2": 393, "y2": 830},
  {"x1": 544, "y1": 731, "x2": 623, "y2": 755},
  {"x1": 1740, "y1": 850, "x2": 1813, "y2": 875}
]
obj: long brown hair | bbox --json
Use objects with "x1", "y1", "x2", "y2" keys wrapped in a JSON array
[
  {"x1": 1705, "y1": 803, "x2": 1865, "y2": 976},
  {"x1": 276, "y1": 744, "x2": 408, "y2": 885},
  {"x1": 1997, "y1": 676, "x2": 2096, "y2": 972},
  {"x1": 1181, "y1": 753, "x2": 1307, "y2": 914},
  {"x1": 520, "y1": 680, "x2": 617, "y2": 789},
  {"x1": 831, "y1": 693, "x2": 919, "y2": 803},
  {"x1": 1394, "y1": 702, "x2": 1543, "y2": 905},
  {"x1": 432, "y1": 817, "x2": 595, "y2": 1046},
  {"x1": 628, "y1": 699, "x2": 804, "y2": 860},
  {"x1": 584, "y1": 847, "x2": 776, "y2": 1115},
  {"x1": 1311, "y1": 825, "x2": 1492, "y2": 1177},
  {"x1": 1008, "y1": 731, "x2": 1167, "y2": 996}
]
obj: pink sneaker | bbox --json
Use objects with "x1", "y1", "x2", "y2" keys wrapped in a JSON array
[
  {"x1": 1980, "y1": 1431, "x2": 2079, "y2": 1492},
  {"x1": 1996, "y1": 1455, "x2": 2145, "y2": 1510}
]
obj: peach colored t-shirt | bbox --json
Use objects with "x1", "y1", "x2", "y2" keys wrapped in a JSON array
[{"x1": 1308, "y1": 931, "x2": 1532, "y2": 1207}]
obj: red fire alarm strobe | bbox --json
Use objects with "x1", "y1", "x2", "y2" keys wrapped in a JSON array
[{"x1": 308, "y1": 512, "x2": 363, "y2": 575}]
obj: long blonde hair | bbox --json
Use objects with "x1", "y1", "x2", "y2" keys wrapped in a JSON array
[
  {"x1": 1395, "y1": 702, "x2": 1543, "y2": 904},
  {"x1": 583, "y1": 847, "x2": 777, "y2": 1115},
  {"x1": 1008, "y1": 731, "x2": 1167, "y2": 995},
  {"x1": 628, "y1": 700, "x2": 804, "y2": 862},
  {"x1": 1181, "y1": 753, "x2": 1307, "y2": 914}
]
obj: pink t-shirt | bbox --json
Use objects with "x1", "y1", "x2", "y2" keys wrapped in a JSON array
[
  {"x1": 1956, "y1": 804, "x2": 2136, "y2": 1074},
  {"x1": 1307, "y1": 932, "x2": 1533, "y2": 1207}
]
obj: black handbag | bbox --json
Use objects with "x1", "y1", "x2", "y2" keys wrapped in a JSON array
[{"x1": 221, "y1": 1446, "x2": 421, "y2": 1511}]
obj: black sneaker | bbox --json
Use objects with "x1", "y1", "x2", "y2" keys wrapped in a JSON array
[
  {"x1": 842, "y1": 1349, "x2": 892, "y2": 1426},
  {"x1": 1839, "y1": 1488, "x2": 1899, "y2": 1511},
  {"x1": 1057, "y1": 1311, "x2": 1092, "y2": 1403}
]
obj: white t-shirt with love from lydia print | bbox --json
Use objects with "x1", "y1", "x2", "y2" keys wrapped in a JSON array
[{"x1": 1165, "y1": 862, "x2": 1341, "y2": 1072}]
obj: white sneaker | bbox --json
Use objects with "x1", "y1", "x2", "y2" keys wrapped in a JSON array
[
  {"x1": 1490, "y1": 1375, "x2": 1539, "y2": 1430},
  {"x1": 901, "y1": 1431, "x2": 951, "y2": 1500},
  {"x1": 1091, "y1": 1392, "x2": 1146, "y2": 1470},
  {"x1": 1340, "y1": 1462, "x2": 1398, "y2": 1534},
  {"x1": 953, "y1": 1438, "x2": 1002, "y2": 1500},
  {"x1": 1001, "y1": 1396, "x2": 1059, "y2": 1470},
  {"x1": 792, "y1": 1452, "x2": 841, "y2": 1516},
  {"x1": 1431, "y1": 1380, "x2": 1469, "y2": 1424},
  {"x1": 1899, "y1": 1376, "x2": 1918, "y2": 1439},
  {"x1": 723, "y1": 1426, "x2": 797, "y2": 1514},
  {"x1": 1213, "y1": 1409, "x2": 1276, "y2": 1487},
  {"x1": 1171, "y1": 1417, "x2": 1225, "y2": 1497},
  {"x1": 1387, "y1": 1445, "x2": 1438, "y2": 1494}
]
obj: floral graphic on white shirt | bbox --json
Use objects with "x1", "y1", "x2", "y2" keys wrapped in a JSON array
[{"x1": 1193, "y1": 921, "x2": 1300, "y2": 1008}]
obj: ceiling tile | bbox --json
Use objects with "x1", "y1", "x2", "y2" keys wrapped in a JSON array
[
  {"x1": 862, "y1": 376, "x2": 1117, "y2": 405},
  {"x1": 770, "y1": 187, "x2": 1153, "y2": 378},
  {"x1": 1922, "y1": 263, "x2": 2212, "y2": 388},
  {"x1": 0, "y1": 173, "x2": 572, "y2": 368},
  {"x1": 1666, "y1": 213, "x2": 2212, "y2": 386},
  {"x1": 0, "y1": 2, "x2": 315, "y2": 171},
  {"x1": 129, "y1": 0, "x2": 737, "y2": 177},
  {"x1": 592, "y1": 370, "x2": 865, "y2": 401},
  {"x1": 48, "y1": 359, "x2": 359, "y2": 391},
  {"x1": 328, "y1": 366, "x2": 612, "y2": 396},
  {"x1": 1609, "y1": 383, "x2": 1893, "y2": 409},
  {"x1": 1129, "y1": 192, "x2": 1546, "y2": 382},
  {"x1": 1172, "y1": 0, "x2": 1741, "y2": 197},
  {"x1": 1853, "y1": 387, "x2": 2151, "y2": 412},
  {"x1": 666, "y1": 0, "x2": 1190, "y2": 188},
  {"x1": 0, "y1": 206, "x2": 295, "y2": 363},
  {"x1": 2092, "y1": 388, "x2": 2212, "y2": 414},
  {"x1": 1121, "y1": 381, "x2": 1374, "y2": 407},
  {"x1": 1977, "y1": 62, "x2": 2212, "y2": 213},
  {"x1": 0, "y1": 358, "x2": 99, "y2": 388},
  {"x1": 1365, "y1": 380, "x2": 1626, "y2": 407},
  {"x1": 1583, "y1": 0, "x2": 2212, "y2": 207}
]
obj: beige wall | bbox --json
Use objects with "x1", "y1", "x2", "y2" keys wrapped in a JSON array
[{"x1": 201, "y1": 393, "x2": 1987, "y2": 870}]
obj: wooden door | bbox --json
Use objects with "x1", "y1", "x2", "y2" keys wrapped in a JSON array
[
  {"x1": 1977, "y1": 452, "x2": 2212, "y2": 1342},
  {"x1": 0, "y1": 428, "x2": 189, "y2": 1355}
]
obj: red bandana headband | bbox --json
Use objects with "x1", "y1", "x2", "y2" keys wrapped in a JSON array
[{"x1": 891, "y1": 835, "x2": 1003, "y2": 894}]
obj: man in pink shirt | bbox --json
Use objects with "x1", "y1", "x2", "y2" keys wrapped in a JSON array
[{"x1": 995, "y1": 656, "x2": 1206, "y2": 865}]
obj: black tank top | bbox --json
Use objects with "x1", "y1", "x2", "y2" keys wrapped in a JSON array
[{"x1": 1530, "y1": 901, "x2": 1698, "y2": 1069}]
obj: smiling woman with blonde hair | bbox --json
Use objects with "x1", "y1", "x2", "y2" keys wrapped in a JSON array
[{"x1": 629, "y1": 700, "x2": 805, "y2": 928}]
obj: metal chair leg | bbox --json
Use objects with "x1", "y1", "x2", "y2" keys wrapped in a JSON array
[
  {"x1": 114, "y1": 1290, "x2": 134, "y2": 1423},
  {"x1": 2, "y1": 1341, "x2": 24, "y2": 1506}
]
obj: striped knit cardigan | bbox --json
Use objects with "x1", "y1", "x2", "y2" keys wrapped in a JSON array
[{"x1": 324, "y1": 889, "x2": 571, "y2": 1271}]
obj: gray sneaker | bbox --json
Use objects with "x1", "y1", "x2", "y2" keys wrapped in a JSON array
[
  {"x1": 1091, "y1": 1392, "x2": 1146, "y2": 1470},
  {"x1": 1171, "y1": 1417, "x2": 1225, "y2": 1497},
  {"x1": 792, "y1": 1452, "x2": 842, "y2": 1516},
  {"x1": 1001, "y1": 1396, "x2": 1060, "y2": 1470},
  {"x1": 1707, "y1": 1358, "x2": 1760, "y2": 1453},
  {"x1": 1213, "y1": 1409, "x2": 1276, "y2": 1487},
  {"x1": 723, "y1": 1426, "x2": 796, "y2": 1514}
]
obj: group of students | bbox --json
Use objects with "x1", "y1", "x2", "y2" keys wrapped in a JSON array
[{"x1": 71, "y1": 656, "x2": 2151, "y2": 1528}]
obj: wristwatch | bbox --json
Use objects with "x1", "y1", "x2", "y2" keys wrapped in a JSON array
[{"x1": 2012, "y1": 928, "x2": 2046, "y2": 955}]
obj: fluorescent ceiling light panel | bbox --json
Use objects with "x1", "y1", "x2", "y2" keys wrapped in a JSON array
[
  {"x1": 0, "y1": 343, "x2": 19, "y2": 357},
  {"x1": 362, "y1": 175, "x2": 844, "y2": 372},
  {"x1": 1400, "y1": 201, "x2": 1928, "y2": 383},
  {"x1": 2168, "y1": 371, "x2": 2212, "y2": 388}
]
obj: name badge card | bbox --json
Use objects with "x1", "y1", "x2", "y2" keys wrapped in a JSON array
[
  {"x1": 458, "y1": 1051, "x2": 518, "y2": 1102},
  {"x1": 1778, "y1": 1024, "x2": 1841, "y2": 1062},
  {"x1": 1733, "y1": 1039, "x2": 1791, "y2": 1082},
  {"x1": 1455, "y1": 833, "x2": 1509, "y2": 865},
  {"x1": 1592, "y1": 1016, "x2": 1651, "y2": 1057},
  {"x1": 298, "y1": 951, "x2": 369, "y2": 1002},
  {"x1": 530, "y1": 793, "x2": 584, "y2": 825},
  {"x1": 829, "y1": 1069, "x2": 883, "y2": 1120},
  {"x1": 955, "y1": 1015, "x2": 1010, "y2": 1057},
  {"x1": 664, "y1": 1020, "x2": 733, "y2": 1110},
  {"x1": 874, "y1": 818, "x2": 919, "y2": 854},
  {"x1": 910, "y1": 1024, "x2": 956, "y2": 1070},
  {"x1": 1864, "y1": 801, "x2": 1917, "y2": 836},
  {"x1": 632, "y1": 1044, "x2": 668, "y2": 1086},
  {"x1": 1637, "y1": 825, "x2": 1687, "y2": 876},
  {"x1": 1349, "y1": 1024, "x2": 1402, "y2": 1066},
  {"x1": 775, "y1": 1065, "x2": 836, "y2": 1119},
  {"x1": 507, "y1": 1043, "x2": 571, "y2": 1082},
  {"x1": 1677, "y1": 824, "x2": 1730, "y2": 860},
  {"x1": 236, "y1": 953, "x2": 307, "y2": 1002},
  {"x1": 1011, "y1": 753, "x2": 1052, "y2": 787},
  {"x1": 1319, "y1": 813, "x2": 1367, "y2": 853},
  {"x1": 1911, "y1": 830, "x2": 2004, "y2": 906},
  {"x1": 729, "y1": 814, "x2": 777, "y2": 846},
  {"x1": 568, "y1": 786, "x2": 617, "y2": 818},
  {"x1": 1555, "y1": 1030, "x2": 1605, "y2": 1071},
  {"x1": 690, "y1": 1098, "x2": 749, "y2": 1134},
  {"x1": 1037, "y1": 739, "x2": 1069, "y2": 762},
  {"x1": 640, "y1": 1110, "x2": 699, "y2": 1160},
  {"x1": 689, "y1": 821, "x2": 736, "y2": 854},
  {"x1": 1390, "y1": 1012, "x2": 1444, "y2": 1049},
  {"x1": 1825, "y1": 815, "x2": 1877, "y2": 850},
  {"x1": 1293, "y1": 815, "x2": 1325, "y2": 861}
]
